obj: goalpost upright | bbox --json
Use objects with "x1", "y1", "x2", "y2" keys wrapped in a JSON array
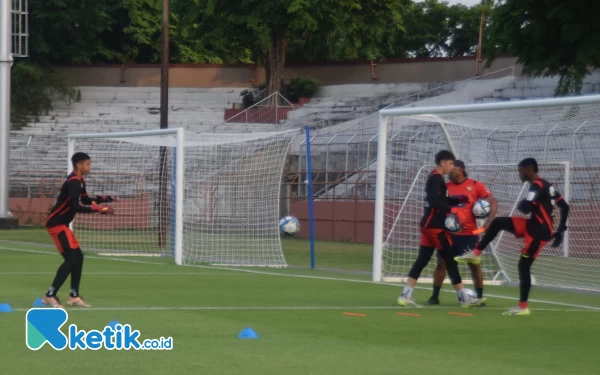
[{"x1": 373, "y1": 94, "x2": 600, "y2": 292}]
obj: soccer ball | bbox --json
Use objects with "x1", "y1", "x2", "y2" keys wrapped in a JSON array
[
  {"x1": 457, "y1": 288, "x2": 478, "y2": 305},
  {"x1": 279, "y1": 216, "x2": 300, "y2": 235},
  {"x1": 444, "y1": 213, "x2": 463, "y2": 233},
  {"x1": 472, "y1": 199, "x2": 491, "y2": 218}
]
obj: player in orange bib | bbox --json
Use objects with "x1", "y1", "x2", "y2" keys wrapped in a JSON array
[
  {"x1": 426, "y1": 160, "x2": 498, "y2": 305},
  {"x1": 397, "y1": 152, "x2": 486, "y2": 308}
]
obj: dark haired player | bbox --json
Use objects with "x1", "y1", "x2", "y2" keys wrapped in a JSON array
[
  {"x1": 455, "y1": 158, "x2": 569, "y2": 315},
  {"x1": 397, "y1": 150, "x2": 485, "y2": 308},
  {"x1": 427, "y1": 160, "x2": 498, "y2": 305},
  {"x1": 42, "y1": 152, "x2": 114, "y2": 309}
]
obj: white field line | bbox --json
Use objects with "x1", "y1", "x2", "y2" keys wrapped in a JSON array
[
  {"x1": 2, "y1": 245, "x2": 600, "y2": 311},
  {"x1": 0, "y1": 272, "x2": 242, "y2": 275},
  {"x1": 7, "y1": 305, "x2": 600, "y2": 313},
  {"x1": 0, "y1": 246, "x2": 170, "y2": 265}
]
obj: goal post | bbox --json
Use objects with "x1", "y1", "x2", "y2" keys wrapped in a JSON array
[
  {"x1": 67, "y1": 127, "x2": 298, "y2": 267},
  {"x1": 373, "y1": 95, "x2": 600, "y2": 292}
]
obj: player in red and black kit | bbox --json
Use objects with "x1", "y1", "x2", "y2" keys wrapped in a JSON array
[
  {"x1": 427, "y1": 160, "x2": 498, "y2": 305},
  {"x1": 397, "y1": 150, "x2": 485, "y2": 308},
  {"x1": 455, "y1": 158, "x2": 570, "y2": 315},
  {"x1": 41, "y1": 152, "x2": 114, "y2": 309}
]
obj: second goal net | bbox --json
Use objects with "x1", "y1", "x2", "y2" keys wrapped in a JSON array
[{"x1": 374, "y1": 95, "x2": 600, "y2": 292}]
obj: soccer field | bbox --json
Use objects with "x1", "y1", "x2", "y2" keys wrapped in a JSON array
[{"x1": 1, "y1": 230, "x2": 600, "y2": 374}]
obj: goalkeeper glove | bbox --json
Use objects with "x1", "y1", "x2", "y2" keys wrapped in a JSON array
[
  {"x1": 551, "y1": 225, "x2": 567, "y2": 248},
  {"x1": 450, "y1": 195, "x2": 471, "y2": 207},
  {"x1": 91, "y1": 202, "x2": 114, "y2": 215},
  {"x1": 96, "y1": 195, "x2": 114, "y2": 203}
]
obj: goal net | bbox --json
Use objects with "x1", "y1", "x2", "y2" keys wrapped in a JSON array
[
  {"x1": 373, "y1": 95, "x2": 600, "y2": 292},
  {"x1": 68, "y1": 128, "x2": 298, "y2": 267}
]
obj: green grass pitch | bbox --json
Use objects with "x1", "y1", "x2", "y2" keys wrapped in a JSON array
[{"x1": 1, "y1": 229, "x2": 600, "y2": 374}]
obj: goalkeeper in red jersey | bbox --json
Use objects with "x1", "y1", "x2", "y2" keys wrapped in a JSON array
[
  {"x1": 455, "y1": 158, "x2": 570, "y2": 315},
  {"x1": 397, "y1": 151, "x2": 485, "y2": 308},
  {"x1": 426, "y1": 160, "x2": 498, "y2": 305},
  {"x1": 41, "y1": 152, "x2": 114, "y2": 309}
]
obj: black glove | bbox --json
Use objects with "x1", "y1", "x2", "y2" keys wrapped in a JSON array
[
  {"x1": 551, "y1": 226, "x2": 567, "y2": 248},
  {"x1": 96, "y1": 195, "x2": 114, "y2": 203},
  {"x1": 456, "y1": 195, "x2": 470, "y2": 204},
  {"x1": 551, "y1": 231, "x2": 563, "y2": 248}
]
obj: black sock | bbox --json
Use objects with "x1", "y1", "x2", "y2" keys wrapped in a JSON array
[
  {"x1": 518, "y1": 256, "x2": 534, "y2": 303},
  {"x1": 47, "y1": 261, "x2": 71, "y2": 297},
  {"x1": 476, "y1": 287, "x2": 483, "y2": 299},
  {"x1": 432, "y1": 285, "x2": 441, "y2": 299},
  {"x1": 70, "y1": 249, "x2": 84, "y2": 297}
]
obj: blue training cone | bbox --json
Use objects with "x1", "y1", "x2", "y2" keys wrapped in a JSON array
[
  {"x1": 32, "y1": 297, "x2": 46, "y2": 307},
  {"x1": 107, "y1": 320, "x2": 121, "y2": 329},
  {"x1": 237, "y1": 328, "x2": 259, "y2": 339},
  {"x1": 0, "y1": 303, "x2": 13, "y2": 313}
]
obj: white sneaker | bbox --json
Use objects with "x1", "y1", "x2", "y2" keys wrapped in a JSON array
[
  {"x1": 502, "y1": 306, "x2": 530, "y2": 316},
  {"x1": 397, "y1": 297, "x2": 421, "y2": 308},
  {"x1": 460, "y1": 297, "x2": 487, "y2": 309},
  {"x1": 454, "y1": 249, "x2": 481, "y2": 265}
]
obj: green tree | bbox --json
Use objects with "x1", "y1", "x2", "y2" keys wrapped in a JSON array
[
  {"x1": 28, "y1": 0, "x2": 135, "y2": 63},
  {"x1": 393, "y1": 0, "x2": 492, "y2": 58},
  {"x1": 291, "y1": 0, "x2": 410, "y2": 62},
  {"x1": 485, "y1": 0, "x2": 600, "y2": 95},
  {"x1": 170, "y1": 4, "x2": 253, "y2": 64},
  {"x1": 445, "y1": 2, "x2": 491, "y2": 57},
  {"x1": 185, "y1": 0, "x2": 409, "y2": 95},
  {"x1": 10, "y1": 61, "x2": 79, "y2": 129}
]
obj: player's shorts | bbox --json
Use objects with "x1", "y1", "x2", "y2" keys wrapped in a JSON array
[
  {"x1": 437, "y1": 235, "x2": 478, "y2": 260},
  {"x1": 419, "y1": 228, "x2": 453, "y2": 251},
  {"x1": 511, "y1": 217, "x2": 547, "y2": 260},
  {"x1": 47, "y1": 225, "x2": 80, "y2": 254}
]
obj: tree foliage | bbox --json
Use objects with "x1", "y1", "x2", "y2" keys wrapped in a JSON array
[
  {"x1": 29, "y1": 0, "x2": 133, "y2": 63},
  {"x1": 393, "y1": 0, "x2": 493, "y2": 58},
  {"x1": 286, "y1": 0, "x2": 492, "y2": 62},
  {"x1": 181, "y1": 0, "x2": 411, "y2": 94},
  {"x1": 485, "y1": 0, "x2": 600, "y2": 95},
  {"x1": 10, "y1": 61, "x2": 79, "y2": 129},
  {"x1": 25, "y1": 0, "x2": 494, "y2": 67}
]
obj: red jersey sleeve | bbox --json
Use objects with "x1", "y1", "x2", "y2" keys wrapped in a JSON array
[{"x1": 475, "y1": 181, "x2": 491, "y2": 200}]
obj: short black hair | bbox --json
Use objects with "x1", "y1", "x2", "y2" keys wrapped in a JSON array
[
  {"x1": 518, "y1": 158, "x2": 538, "y2": 173},
  {"x1": 454, "y1": 160, "x2": 467, "y2": 177},
  {"x1": 435, "y1": 150, "x2": 455, "y2": 165},
  {"x1": 71, "y1": 152, "x2": 91, "y2": 168}
]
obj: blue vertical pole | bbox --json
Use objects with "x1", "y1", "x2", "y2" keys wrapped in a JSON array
[
  {"x1": 171, "y1": 147, "x2": 176, "y2": 258},
  {"x1": 305, "y1": 126, "x2": 316, "y2": 269}
]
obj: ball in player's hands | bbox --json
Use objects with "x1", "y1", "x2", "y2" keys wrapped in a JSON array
[{"x1": 102, "y1": 205, "x2": 115, "y2": 215}]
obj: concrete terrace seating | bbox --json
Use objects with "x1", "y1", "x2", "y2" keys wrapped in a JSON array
[
  {"x1": 28, "y1": 87, "x2": 247, "y2": 134},
  {"x1": 9, "y1": 86, "x2": 293, "y2": 197},
  {"x1": 287, "y1": 82, "x2": 455, "y2": 127}
]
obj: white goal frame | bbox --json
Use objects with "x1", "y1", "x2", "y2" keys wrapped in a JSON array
[
  {"x1": 372, "y1": 95, "x2": 600, "y2": 283},
  {"x1": 68, "y1": 128, "x2": 185, "y2": 265}
]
